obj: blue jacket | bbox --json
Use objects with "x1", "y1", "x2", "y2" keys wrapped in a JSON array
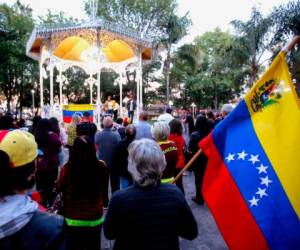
[
  {"x1": 95, "y1": 128, "x2": 121, "y2": 169},
  {"x1": 0, "y1": 211, "x2": 65, "y2": 250}
]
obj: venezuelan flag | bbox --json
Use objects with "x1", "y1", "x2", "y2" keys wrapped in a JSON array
[
  {"x1": 199, "y1": 51, "x2": 300, "y2": 249},
  {"x1": 62, "y1": 104, "x2": 94, "y2": 123}
]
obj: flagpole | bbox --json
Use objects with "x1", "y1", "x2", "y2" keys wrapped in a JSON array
[
  {"x1": 282, "y1": 35, "x2": 300, "y2": 52},
  {"x1": 172, "y1": 148, "x2": 202, "y2": 184}
]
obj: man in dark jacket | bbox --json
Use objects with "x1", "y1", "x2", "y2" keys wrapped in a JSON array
[
  {"x1": 95, "y1": 116, "x2": 121, "y2": 206},
  {"x1": 113, "y1": 124, "x2": 136, "y2": 189},
  {"x1": 104, "y1": 139, "x2": 198, "y2": 250},
  {"x1": 126, "y1": 94, "x2": 136, "y2": 123},
  {"x1": 0, "y1": 130, "x2": 65, "y2": 250}
]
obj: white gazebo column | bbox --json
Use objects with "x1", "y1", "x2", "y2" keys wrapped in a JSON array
[
  {"x1": 58, "y1": 68, "x2": 63, "y2": 106},
  {"x1": 39, "y1": 61, "x2": 44, "y2": 109},
  {"x1": 119, "y1": 76, "x2": 123, "y2": 117},
  {"x1": 96, "y1": 70, "x2": 101, "y2": 129},
  {"x1": 58, "y1": 67, "x2": 63, "y2": 121},
  {"x1": 138, "y1": 49, "x2": 143, "y2": 110},
  {"x1": 49, "y1": 57, "x2": 54, "y2": 107},
  {"x1": 136, "y1": 59, "x2": 140, "y2": 120},
  {"x1": 90, "y1": 77, "x2": 93, "y2": 105}
]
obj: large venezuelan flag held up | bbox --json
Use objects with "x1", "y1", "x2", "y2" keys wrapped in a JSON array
[
  {"x1": 199, "y1": 51, "x2": 300, "y2": 249},
  {"x1": 62, "y1": 104, "x2": 94, "y2": 123}
]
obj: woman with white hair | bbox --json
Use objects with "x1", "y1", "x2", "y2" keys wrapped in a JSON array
[
  {"x1": 152, "y1": 121, "x2": 178, "y2": 184},
  {"x1": 104, "y1": 139, "x2": 198, "y2": 250}
]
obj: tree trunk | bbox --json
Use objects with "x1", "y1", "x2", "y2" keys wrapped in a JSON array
[
  {"x1": 214, "y1": 81, "x2": 218, "y2": 110},
  {"x1": 164, "y1": 48, "x2": 171, "y2": 104}
]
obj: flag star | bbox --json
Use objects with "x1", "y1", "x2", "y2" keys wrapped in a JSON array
[
  {"x1": 249, "y1": 196, "x2": 259, "y2": 207},
  {"x1": 237, "y1": 150, "x2": 248, "y2": 160},
  {"x1": 260, "y1": 176, "x2": 272, "y2": 187},
  {"x1": 225, "y1": 153, "x2": 235, "y2": 163},
  {"x1": 256, "y1": 164, "x2": 268, "y2": 174},
  {"x1": 248, "y1": 154, "x2": 260, "y2": 165},
  {"x1": 256, "y1": 187, "x2": 268, "y2": 198}
]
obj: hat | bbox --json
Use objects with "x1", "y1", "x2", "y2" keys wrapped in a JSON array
[
  {"x1": 221, "y1": 104, "x2": 234, "y2": 114},
  {"x1": 0, "y1": 130, "x2": 38, "y2": 168}
]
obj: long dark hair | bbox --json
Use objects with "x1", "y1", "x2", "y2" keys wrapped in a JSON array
[
  {"x1": 34, "y1": 119, "x2": 52, "y2": 150},
  {"x1": 169, "y1": 119, "x2": 183, "y2": 135},
  {"x1": 185, "y1": 115, "x2": 195, "y2": 135},
  {"x1": 49, "y1": 117, "x2": 60, "y2": 136},
  {"x1": 195, "y1": 115, "x2": 210, "y2": 138},
  {"x1": 30, "y1": 115, "x2": 41, "y2": 135},
  {"x1": 69, "y1": 136, "x2": 102, "y2": 197}
]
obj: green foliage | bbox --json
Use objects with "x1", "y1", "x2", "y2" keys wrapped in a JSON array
[
  {"x1": 37, "y1": 9, "x2": 80, "y2": 25},
  {"x1": 0, "y1": 1, "x2": 37, "y2": 113},
  {"x1": 231, "y1": 7, "x2": 272, "y2": 85},
  {"x1": 85, "y1": 0, "x2": 177, "y2": 40},
  {"x1": 271, "y1": 1, "x2": 300, "y2": 96},
  {"x1": 171, "y1": 29, "x2": 243, "y2": 109}
]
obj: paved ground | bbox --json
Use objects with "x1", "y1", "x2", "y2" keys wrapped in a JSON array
[{"x1": 101, "y1": 172, "x2": 228, "y2": 250}]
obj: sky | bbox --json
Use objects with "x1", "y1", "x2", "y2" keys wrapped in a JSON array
[{"x1": 2, "y1": 0, "x2": 291, "y2": 44}]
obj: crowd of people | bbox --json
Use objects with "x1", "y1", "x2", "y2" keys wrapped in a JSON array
[{"x1": 0, "y1": 104, "x2": 232, "y2": 250}]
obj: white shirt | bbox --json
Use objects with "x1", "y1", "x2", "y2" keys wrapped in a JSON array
[{"x1": 157, "y1": 113, "x2": 174, "y2": 124}]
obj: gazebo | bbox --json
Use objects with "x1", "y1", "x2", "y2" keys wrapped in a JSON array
[{"x1": 26, "y1": 18, "x2": 153, "y2": 125}]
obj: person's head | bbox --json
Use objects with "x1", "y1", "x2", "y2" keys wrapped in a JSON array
[
  {"x1": 0, "y1": 114, "x2": 14, "y2": 130},
  {"x1": 103, "y1": 116, "x2": 113, "y2": 129},
  {"x1": 116, "y1": 117, "x2": 123, "y2": 125},
  {"x1": 123, "y1": 117, "x2": 130, "y2": 127},
  {"x1": 221, "y1": 104, "x2": 233, "y2": 117},
  {"x1": 31, "y1": 115, "x2": 42, "y2": 134},
  {"x1": 17, "y1": 118, "x2": 26, "y2": 128},
  {"x1": 185, "y1": 115, "x2": 195, "y2": 134},
  {"x1": 107, "y1": 95, "x2": 111, "y2": 101},
  {"x1": 0, "y1": 130, "x2": 38, "y2": 197},
  {"x1": 71, "y1": 113, "x2": 81, "y2": 125},
  {"x1": 139, "y1": 111, "x2": 148, "y2": 121},
  {"x1": 82, "y1": 112, "x2": 91, "y2": 122},
  {"x1": 152, "y1": 121, "x2": 170, "y2": 142},
  {"x1": 72, "y1": 136, "x2": 97, "y2": 164},
  {"x1": 128, "y1": 139, "x2": 166, "y2": 187},
  {"x1": 195, "y1": 115, "x2": 210, "y2": 135},
  {"x1": 34, "y1": 118, "x2": 51, "y2": 149},
  {"x1": 166, "y1": 107, "x2": 172, "y2": 114},
  {"x1": 125, "y1": 124, "x2": 136, "y2": 140},
  {"x1": 69, "y1": 136, "x2": 100, "y2": 195},
  {"x1": 169, "y1": 119, "x2": 182, "y2": 135},
  {"x1": 206, "y1": 111, "x2": 215, "y2": 120},
  {"x1": 49, "y1": 117, "x2": 60, "y2": 135}
]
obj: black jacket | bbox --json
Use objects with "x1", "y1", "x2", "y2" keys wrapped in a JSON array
[
  {"x1": 104, "y1": 183, "x2": 198, "y2": 250},
  {"x1": 113, "y1": 137, "x2": 134, "y2": 181},
  {"x1": 188, "y1": 131, "x2": 208, "y2": 170},
  {"x1": 0, "y1": 211, "x2": 65, "y2": 250}
]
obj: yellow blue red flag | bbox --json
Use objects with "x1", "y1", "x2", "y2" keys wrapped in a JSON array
[
  {"x1": 199, "y1": 51, "x2": 300, "y2": 249},
  {"x1": 62, "y1": 104, "x2": 94, "y2": 123}
]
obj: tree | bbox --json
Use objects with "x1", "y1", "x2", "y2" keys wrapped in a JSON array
[
  {"x1": 231, "y1": 7, "x2": 272, "y2": 85},
  {"x1": 0, "y1": 1, "x2": 37, "y2": 113},
  {"x1": 85, "y1": 0, "x2": 177, "y2": 39},
  {"x1": 37, "y1": 9, "x2": 80, "y2": 25},
  {"x1": 271, "y1": 1, "x2": 300, "y2": 96},
  {"x1": 85, "y1": 0, "x2": 191, "y2": 105},
  {"x1": 161, "y1": 13, "x2": 191, "y2": 103}
]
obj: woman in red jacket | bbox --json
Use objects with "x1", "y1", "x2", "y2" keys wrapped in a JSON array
[{"x1": 168, "y1": 119, "x2": 186, "y2": 194}]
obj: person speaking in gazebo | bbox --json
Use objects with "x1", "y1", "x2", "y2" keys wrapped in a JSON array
[{"x1": 104, "y1": 95, "x2": 117, "y2": 117}]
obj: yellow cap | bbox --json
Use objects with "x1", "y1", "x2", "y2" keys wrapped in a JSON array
[{"x1": 0, "y1": 130, "x2": 38, "y2": 167}]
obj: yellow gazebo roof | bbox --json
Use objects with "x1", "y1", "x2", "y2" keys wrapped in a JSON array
[{"x1": 53, "y1": 36, "x2": 137, "y2": 63}]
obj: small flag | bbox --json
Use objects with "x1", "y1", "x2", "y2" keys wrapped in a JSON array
[{"x1": 62, "y1": 104, "x2": 94, "y2": 123}]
